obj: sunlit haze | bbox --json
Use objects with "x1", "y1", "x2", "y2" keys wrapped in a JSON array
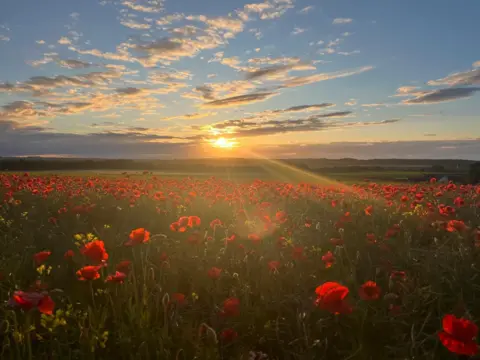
[{"x1": 1, "y1": 0, "x2": 479, "y2": 159}]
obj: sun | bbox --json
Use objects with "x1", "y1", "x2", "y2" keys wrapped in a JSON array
[{"x1": 212, "y1": 137, "x2": 237, "y2": 149}]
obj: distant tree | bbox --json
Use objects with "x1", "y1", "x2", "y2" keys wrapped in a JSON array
[
  {"x1": 470, "y1": 162, "x2": 480, "y2": 183},
  {"x1": 431, "y1": 165, "x2": 446, "y2": 172}
]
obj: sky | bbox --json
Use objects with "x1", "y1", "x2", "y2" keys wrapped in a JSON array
[{"x1": 0, "y1": 0, "x2": 479, "y2": 159}]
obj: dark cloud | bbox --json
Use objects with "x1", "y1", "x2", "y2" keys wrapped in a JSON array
[
  {"x1": 245, "y1": 64, "x2": 294, "y2": 80},
  {"x1": 272, "y1": 103, "x2": 335, "y2": 113},
  {"x1": 59, "y1": 59, "x2": 92, "y2": 69},
  {"x1": 206, "y1": 112, "x2": 397, "y2": 138},
  {"x1": 1, "y1": 119, "x2": 477, "y2": 159},
  {"x1": 0, "y1": 120, "x2": 193, "y2": 158},
  {"x1": 257, "y1": 140, "x2": 480, "y2": 160},
  {"x1": 116, "y1": 87, "x2": 144, "y2": 96},
  {"x1": 202, "y1": 92, "x2": 277, "y2": 108},
  {"x1": 195, "y1": 85, "x2": 215, "y2": 100},
  {"x1": 403, "y1": 87, "x2": 480, "y2": 104}
]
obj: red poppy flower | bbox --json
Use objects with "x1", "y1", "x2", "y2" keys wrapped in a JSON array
[
  {"x1": 446, "y1": 220, "x2": 467, "y2": 232},
  {"x1": 304, "y1": 218, "x2": 312, "y2": 228},
  {"x1": 390, "y1": 270, "x2": 406, "y2": 281},
  {"x1": 125, "y1": 228, "x2": 151, "y2": 246},
  {"x1": 64, "y1": 250, "x2": 74, "y2": 260},
  {"x1": 359, "y1": 281, "x2": 381, "y2": 300},
  {"x1": 275, "y1": 211, "x2": 288, "y2": 224},
  {"x1": 321, "y1": 251, "x2": 335, "y2": 269},
  {"x1": 76, "y1": 265, "x2": 102, "y2": 281},
  {"x1": 9, "y1": 291, "x2": 55, "y2": 315},
  {"x1": 226, "y1": 233, "x2": 236, "y2": 244},
  {"x1": 34, "y1": 251, "x2": 51, "y2": 266},
  {"x1": 221, "y1": 297, "x2": 240, "y2": 317},
  {"x1": 366, "y1": 233, "x2": 377, "y2": 244},
  {"x1": 171, "y1": 293, "x2": 186, "y2": 306},
  {"x1": 177, "y1": 216, "x2": 189, "y2": 231},
  {"x1": 116, "y1": 260, "x2": 131, "y2": 274},
  {"x1": 220, "y1": 328, "x2": 238, "y2": 343},
  {"x1": 364, "y1": 205, "x2": 373, "y2": 216},
  {"x1": 105, "y1": 271, "x2": 126, "y2": 283},
  {"x1": 315, "y1": 282, "x2": 352, "y2": 314},
  {"x1": 268, "y1": 260, "x2": 280, "y2": 271},
  {"x1": 248, "y1": 233, "x2": 261, "y2": 244},
  {"x1": 37, "y1": 294, "x2": 55, "y2": 315},
  {"x1": 170, "y1": 222, "x2": 180, "y2": 231},
  {"x1": 430, "y1": 177, "x2": 437, "y2": 184},
  {"x1": 210, "y1": 219, "x2": 223, "y2": 229},
  {"x1": 81, "y1": 240, "x2": 108, "y2": 264},
  {"x1": 207, "y1": 267, "x2": 222, "y2": 280},
  {"x1": 438, "y1": 314, "x2": 478, "y2": 356},
  {"x1": 454, "y1": 197, "x2": 465, "y2": 207},
  {"x1": 187, "y1": 215, "x2": 201, "y2": 228}
]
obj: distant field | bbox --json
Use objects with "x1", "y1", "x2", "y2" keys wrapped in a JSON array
[{"x1": 13, "y1": 167, "x2": 450, "y2": 185}]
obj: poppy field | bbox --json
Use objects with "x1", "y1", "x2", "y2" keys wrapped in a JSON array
[{"x1": 0, "y1": 173, "x2": 479, "y2": 359}]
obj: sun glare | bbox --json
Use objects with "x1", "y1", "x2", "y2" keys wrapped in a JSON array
[{"x1": 212, "y1": 137, "x2": 237, "y2": 149}]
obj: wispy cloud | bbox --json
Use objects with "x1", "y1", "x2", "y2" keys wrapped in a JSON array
[
  {"x1": 403, "y1": 87, "x2": 480, "y2": 104},
  {"x1": 162, "y1": 112, "x2": 216, "y2": 121},
  {"x1": 298, "y1": 6, "x2": 314, "y2": 14},
  {"x1": 201, "y1": 92, "x2": 278, "y2": 108},
  {"x1": 281, "y1": 66, "x2": 374, "y2": 88},
  {"x1": 333, "y1": 18, "x2": 353, "y2": 24},
  {"x1": 291, "y1": 27, "x2": 307, "y2": 35}
]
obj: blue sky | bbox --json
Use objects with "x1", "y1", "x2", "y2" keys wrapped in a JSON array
[{"x1": 1, "y1": 0, "x2": 479, "y2": 159}]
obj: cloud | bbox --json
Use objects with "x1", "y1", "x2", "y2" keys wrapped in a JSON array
[
  {"x1": 122, "y1": 0, "x2": 163, "y2": 13},
  {"x1": 2, "y1": 118, "x2": 478, "y2": 159},
  {"x1": 245, "y1": 64, "x2": 297, "y2": 80},
  {"x1": 473, "y1": 61, "x2": 480, "y2": 68},
  {"x1": 338, "y1": 50, "x2": 360, "y2": 56},
  {"x1": 281, "y1": 66, "x2": 374, "y2": 88},
  {"x1": 427, "y1": 68, "x2": 480, "y2": 86},
  {"x1": 68, "y1": 45, "x2": 133, "y2": 62},
  {"x1": 255, "y1": 139, "x2": 480, "y2": 159},
  {"x1": 394, "y1": 86, "x2": 420, "y2": 96},
  {"x1": 115, "y1": 87, "x2": 144, "y2": 96},
  {"x1": 201, "y1": 92, "x2": 278, "y2": 108},
  {"x1": 273, "y1": 103, "x2": 336, "y2": 113},
  {"x1": 344, "y1": 99, "x2": 357, "y2": 106},
  {"x1": 205, "y1": 113, "x2": 399, "y2": 138},
  {"x1": 0, "y1": 35, "x2": 10, "y2": 42},
  {"x1": 298, "y1": 6, "x2": 314, "y2": 14},
  {"x1": 162, "y1": 112, "x2": 216, "y2": 121},
  {"x1": 333, "y1": 18, "x2": 353, "y2": 24},
  {"x1": 291, "y1": 27, "x2": 307, "y2": 35},
  {"x1": 183, "y1": 80, "x2": 257, "y2": 101},
  {"x1": 120, "y1": 20, "x2": 151, "y2": 30},
  {"x1": 132, "y1": 33, "x2": 223, "y2": 66},
  {"x1": 361, "y1": 103, "x2": 388, "y2": 108},
  {"x1": 58, "y1": 59, "x2": 92, "y2": 69},
  {"x1": 156, "y1": 13, "x2": 186, "y2": 25},
  {"x1": 403, "y1": 87, "x2": 480, "y2": 104},
  {"x1": 58, "y1": 37, "x2": 72, "y2": 45}
]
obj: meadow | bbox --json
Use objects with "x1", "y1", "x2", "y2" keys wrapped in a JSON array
[{"x1": 0, "y1": 171, "x2": 479, "y2": 359}]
